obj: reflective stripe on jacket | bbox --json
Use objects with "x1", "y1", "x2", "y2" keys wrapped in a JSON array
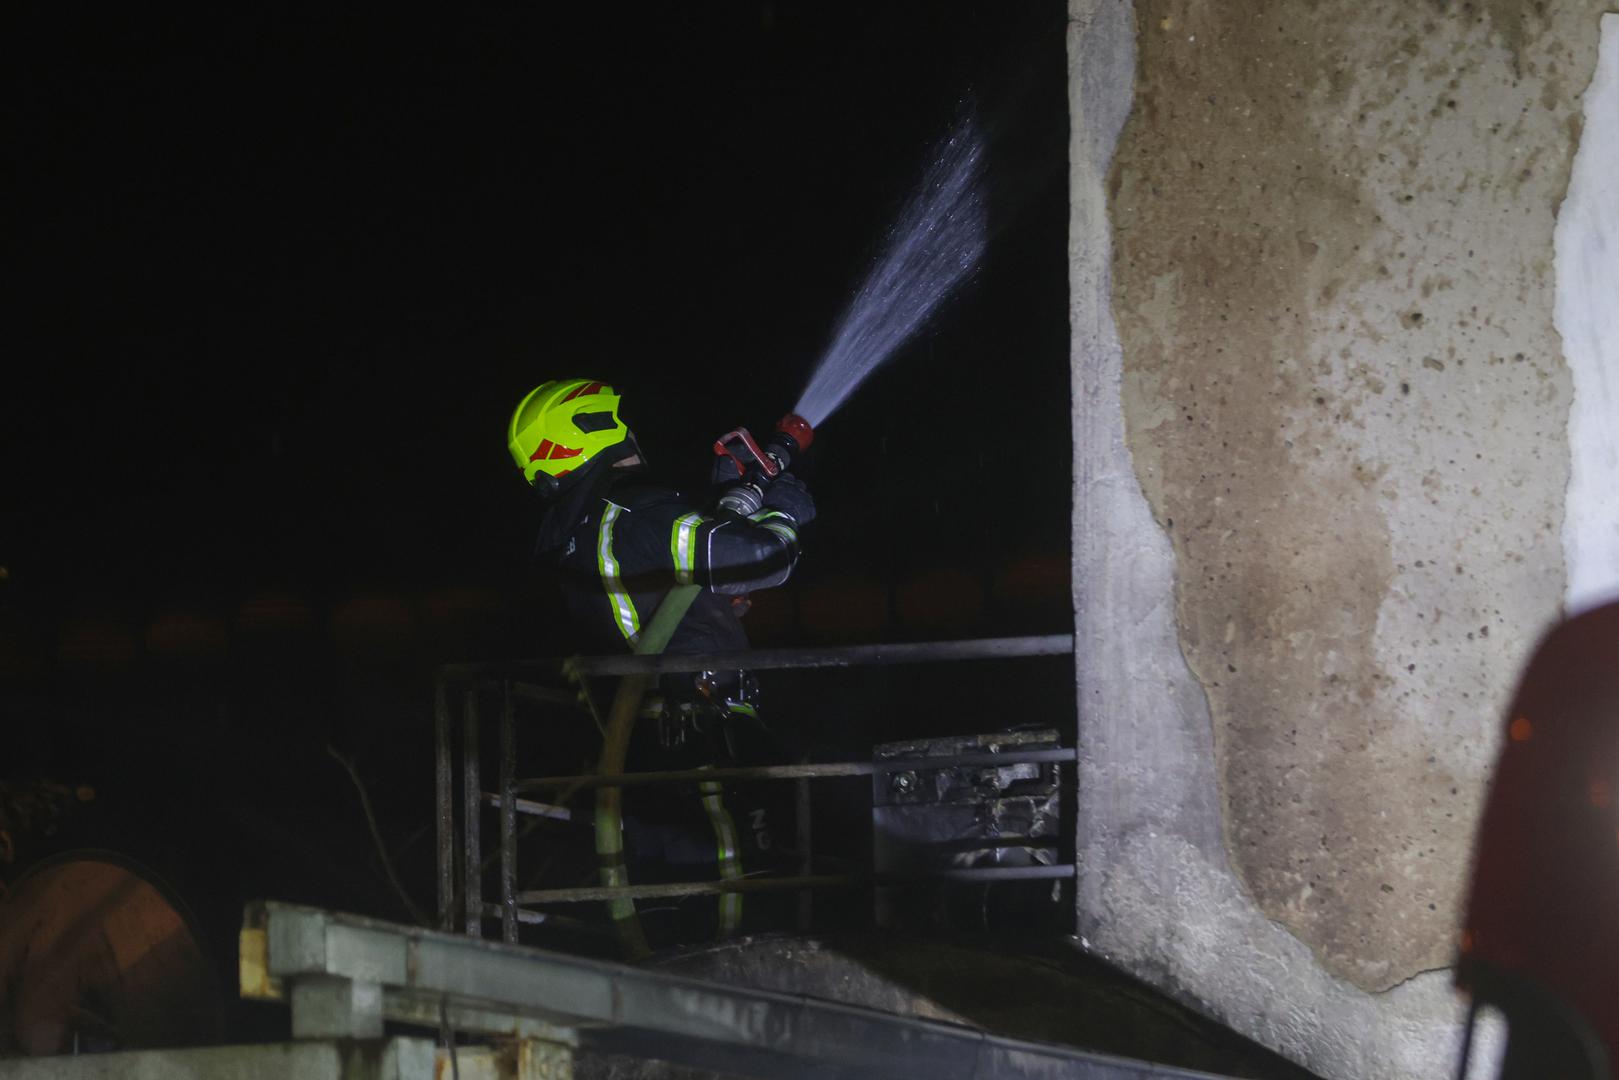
[{"x1": 546, "y1": 479, "x2": 801, "y2": 655}]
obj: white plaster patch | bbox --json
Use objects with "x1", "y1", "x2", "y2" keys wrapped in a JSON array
[
  {"x1": 1558, "y1": 14, "x2": 1619, "y2": 615},
  {"x1": 1098, "y1": 832, "x2": 1469, "y2": 1079}
]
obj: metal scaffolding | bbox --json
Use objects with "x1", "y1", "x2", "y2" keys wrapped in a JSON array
[{"x1": 434, "y1": 634, "x2": 1076, "y2": 945}]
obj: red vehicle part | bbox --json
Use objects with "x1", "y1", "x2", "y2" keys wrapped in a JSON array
[
  {"x1": 0, "y1": 852, "x2": 223, "y2": 1055},
  {"x1": 1458, "y1": 600, "x2": 1619, "y2": 1079}
]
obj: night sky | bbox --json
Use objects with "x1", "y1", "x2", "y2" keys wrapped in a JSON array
[{"x1": 3, "y1": 2, "x2": 1071, "y2": 965}]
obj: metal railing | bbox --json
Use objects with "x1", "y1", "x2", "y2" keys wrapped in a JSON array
[{"x1": 434, "y1": 633, "x2": 1075, "y2": 945}]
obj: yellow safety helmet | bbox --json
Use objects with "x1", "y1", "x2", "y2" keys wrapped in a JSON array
[{"x1": 507, "y1": 379, "x2": 630, "y2": 489}]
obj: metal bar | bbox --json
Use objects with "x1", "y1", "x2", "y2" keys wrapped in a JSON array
[
  {"x1": 515, "y1": 749, "x2": 1076, "y2": 794},
  {"x1": 519, "y1": 874, "x2": 854, "y2": 905},
  {"x1": 433, "y1": 682, "x2": 453, "y2": 932},
  {"x1": 254, "y1": 902, "x2": 1224, "y2": 1079},
  {"x1": 461, "y1": 689, "x2": 482, "y2": 938},
  {"x1": 575, "y1": 634, "x2": 1076, "y2": 676},
  {"x1": 795, "y1": 774, "x2": 813, "y2": 933},
  {"x1": 509, "y1": 682, "x2": 580, "y2": 707},
  {"x1": 480, "y1": 792, "x2": 579, "y2": 822},
  {"x1": 516, "y1": 761, "x2": 872, "y2": 794},
  {"x1": 873, "y1": 748, "x2": 1075, "y2": 770},
  {"x1": 480, "y1": 902, "x2": 548, "y2": 926},
  {"x1": 517, "y1": 864, "x2": 1075, "y2": 905},
  {"x1": 438, "y1": 633, "x2": 1074, "y2": 681},
  {"x1": 903, "y1": 836, "x2": 1061, "y2": 854},
  {"x1": 477, "y1": 903, "x2": 621, "y2": 939},
  {"x1": 500, "y1": 681, "x2": 518, "y2": 944}
]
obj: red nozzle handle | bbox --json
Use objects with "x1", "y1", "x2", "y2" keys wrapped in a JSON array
[
  {"x1": 775, "y1": 414, "x2": 814, "y2": 453},
  {"x1": 714, "y1": 427, "x2": 778, "y2": 479}
]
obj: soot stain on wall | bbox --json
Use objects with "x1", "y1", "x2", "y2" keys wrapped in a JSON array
[{"x1": 1109, "y1": 0, "x2": 1592, "y2": 990}]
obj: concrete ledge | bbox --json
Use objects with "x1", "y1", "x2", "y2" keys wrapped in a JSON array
[{"x1": 0, "y1": 1038, "x2": 435, "y2": 1080}]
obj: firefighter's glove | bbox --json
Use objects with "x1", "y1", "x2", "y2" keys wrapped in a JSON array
[{"x1": 761, "y1": 472, "x2": 815, "y2": 527}]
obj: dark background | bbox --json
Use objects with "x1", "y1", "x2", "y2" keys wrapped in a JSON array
[{"x1": 2, "y1": 1, "x2": 1071, "y2": 961}]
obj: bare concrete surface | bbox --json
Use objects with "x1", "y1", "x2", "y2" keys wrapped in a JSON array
[
  {"x1": 1109, "y1": 0, "x2": 1600, "y2": 992},
  {"x1": 1070, "y1": 0, "x2": 1608, "y2": 1076}
]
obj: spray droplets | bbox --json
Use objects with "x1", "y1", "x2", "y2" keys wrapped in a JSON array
[{"x1": 794, "y1": 110, "x2": 988, "y2": 428}]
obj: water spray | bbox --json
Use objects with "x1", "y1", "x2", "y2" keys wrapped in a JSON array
[
  {"x1": 707, "y1": 108, "x2": 985, "y2": 517},
  {"x1": 793, "y1": 108, "x2": 987, "y2": 429}
]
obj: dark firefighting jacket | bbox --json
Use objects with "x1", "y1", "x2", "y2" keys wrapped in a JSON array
[
  {"x1": 535, "y1": 471, "x2": 801, "y2": 939},
  {"x1": 540, "y1": 477, "x2": 801, "y2": 657}
]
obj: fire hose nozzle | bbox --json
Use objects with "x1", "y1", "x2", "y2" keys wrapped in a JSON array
[
  {"x1": 774, "y1": 413, "x2": 814, "y2": 454},
  {"x1": 714, "y1": 414, "x2": 815, "y2": 518}
]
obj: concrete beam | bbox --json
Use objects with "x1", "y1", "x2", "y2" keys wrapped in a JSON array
[
  {"x1": 0, "y1": 1039, "x2": 435, "y2": 1080},
  {"x1": 243, "y1": 901, "x2": 1242, "y2": 1079}
]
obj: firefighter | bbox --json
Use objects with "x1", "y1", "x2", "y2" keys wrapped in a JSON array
[{"x1": 507, "y1": 378, "x2": 813, "y2": 941}]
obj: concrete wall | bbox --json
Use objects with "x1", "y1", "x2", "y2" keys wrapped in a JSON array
[{"x1": 1069, "y1": 1, "x2": 1615, "y2": 1076}]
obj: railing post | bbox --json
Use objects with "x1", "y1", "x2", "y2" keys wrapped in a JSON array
[
  {"x1": 462, "y1": 688, "x2": 482, "y2": 937},
  {"x1": 500, "y1": 680, "x2": 519, "y2": 944},
  {"x1": 795, "y1": 772, "x2": 813, "y2": 933},
  {"x1": 434, "y1": 681, "x2": 454, "y2": 932}
]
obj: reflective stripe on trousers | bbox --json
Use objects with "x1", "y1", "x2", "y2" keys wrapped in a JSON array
[{"x1": 698, "y1": 778, "x2": 743, "y2": 935}]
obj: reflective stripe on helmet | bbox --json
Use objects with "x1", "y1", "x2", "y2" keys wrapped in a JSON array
[
  {"x1": 699, "y1": 779, "x2": 743, "y2": 934},
  {"x1": 561, "y1": 380, "x2": 605, "y2": 402},
  {"x1": 597, "y1": 502, "x2": 640, "y2": 644},
  {"x1": 670, "y1": 513, "x2": 705, "y2": 586}
]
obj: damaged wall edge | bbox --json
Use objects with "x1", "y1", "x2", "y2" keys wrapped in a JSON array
[{"x1": 1558, "y1": 14, "x2": 1619, "y2": 617}]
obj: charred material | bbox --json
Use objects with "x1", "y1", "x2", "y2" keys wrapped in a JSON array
[{"x1": 873, "y1": 729, "x2": 1066, "y2": 933}]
